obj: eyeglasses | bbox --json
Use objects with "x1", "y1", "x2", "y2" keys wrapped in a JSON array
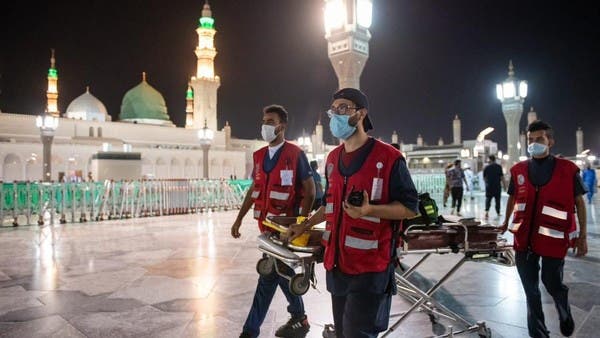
[{"x1": 328, "y1": 103, "x2": 359, "y2": 116}]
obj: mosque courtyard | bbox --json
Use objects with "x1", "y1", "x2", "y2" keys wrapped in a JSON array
[{"x1": 0, "y1": 194, "x2": 599, "y2": 338}]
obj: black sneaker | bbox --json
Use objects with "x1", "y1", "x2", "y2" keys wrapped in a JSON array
[
  {"x1": 275, "y1": 315, "x2": 310, "y2": 337},
  {"x1": 239, "y1": 332, "x2": 253, "y2": 338},
  {"x1": 560, "y1": 313, "x2": 575, "y2": 337}
]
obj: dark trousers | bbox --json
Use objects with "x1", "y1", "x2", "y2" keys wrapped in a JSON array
[
  {"x1": 515, "y1": 251, "x2": 571, "y2": 338},
  {"x1": 242, "y1": 260, "x2": 305, "y2": 337},
  {"x1": 450, "y1": 187, "x2": 463, "y2": 212},
  {"x1": 485, "y1": 191, "x2": 501, "y2": 214},
  {"x1": 331, "y1": 292, "x2": 392, "y2": 338}
]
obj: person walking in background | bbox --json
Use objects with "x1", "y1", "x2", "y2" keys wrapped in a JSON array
[
  {"x1": 443, "y1": 162, "x2": 453, "y2": 208},
  {"x1": 483, "y1": 155, "x2": 505, "y2": 220},
  {"x1": 310, "y1": 160, "x2": 324, "y2": 210},
  {"x1": 582, "y1": 163, "x2": 597, "y2": 204},
  {"x1": 447, "y1": 159, "x2": 469, "y2": 216},
  {"x1": 463, "y1": 163, "x2": 475, "y2": 201}
]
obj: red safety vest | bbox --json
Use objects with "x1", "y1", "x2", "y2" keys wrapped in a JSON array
[
  {"x1": 251, "y1": 141, "x2": 303, "y2": 232},
  {"x1": 323, "y1": 139, "x2": 402, "y2": 274},
  {"x1": 509, "y1": 158, "x2": 579, "y2": 258}
]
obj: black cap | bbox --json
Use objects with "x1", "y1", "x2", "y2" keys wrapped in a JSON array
[{"x1": 333, "y1": 88, "x2": 373, "y2": 131}]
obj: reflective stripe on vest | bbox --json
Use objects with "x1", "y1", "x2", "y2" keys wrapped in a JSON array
[
  {"x1": 269, "y1": 191, "x2": 290, "y2": 200},
  {"x1": 538, "y1": 225, "x2": 564, "y2": 239},
  {"x1": 266, "y1": 212, "x2": 286, "y2": 218},
  {"x1": 541, "y1": 205, "x2": 568, "y2": 220},
  {"x1": 254, "y1": 210, "x2": 261, "y2": 219},
  {"x1": 510, "y1": 222, "x2": 521, "y2": 231},
  {"x1": 325, "y1": 203, "x2": 334, "y2": 214},
  {"x1": 251, "y1": 191, "x2": 260, "y2": 199},
  {"x1": 322, "y1": 230, "x2": 331, "y2": 241},
  {"x1": 569, "y1": 231, "x2": 579, "y2": 240},
  {"x1": 345, "y1": 235, "x2": 378, "y2": 250},
  {"x1": 360, "y1": 216, "x2": 380, "y2": 223},
  {"x1": 515, "y1": 203, "x2": 526, "y2": 211}
]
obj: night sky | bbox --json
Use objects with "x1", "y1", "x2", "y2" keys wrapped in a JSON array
[{"x1": 1, "y1": 0, "x2": 599, "y2": 155}]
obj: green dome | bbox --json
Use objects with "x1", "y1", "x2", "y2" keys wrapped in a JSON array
[{"x1": 119, "y1": 76, "x2": 171, "y2": 122}]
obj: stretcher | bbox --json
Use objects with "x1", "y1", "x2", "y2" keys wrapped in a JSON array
[
  {"x1": 382, "y1": 216, "x2": 515, "y2": 338},
  {"x1": 255, "y1": 216, "x2": 515, "y2": 337},
  {"x1": 256, "y1": 216, "x2": 324, "y2": 296}
]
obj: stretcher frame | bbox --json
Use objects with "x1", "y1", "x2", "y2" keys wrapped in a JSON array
[{"x1": 382, "y1": 223, "x2": 515, "y2": 338}]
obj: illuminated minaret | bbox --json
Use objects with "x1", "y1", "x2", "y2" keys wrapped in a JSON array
[
  {"x1": 47, "y1": 48, "x2": 59, "y2": 117},
  {"x1": 185, "y1": 83, "x2": 194, "y2": 128},
  {"x1": 190, "y1": 1, "x2": 220, "y2": 131}
]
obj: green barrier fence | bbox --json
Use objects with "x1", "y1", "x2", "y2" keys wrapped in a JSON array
[{"x1": 1, "y1": 179, "x2": 247, "y2": 227}]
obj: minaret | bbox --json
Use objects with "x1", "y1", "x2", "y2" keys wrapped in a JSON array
[
  {"x1": 185, "y1": 83, "x2": 194, "y2": 128},
  {"x1": 519, "y1": 132, "x2": 527, "y2": 157},
  {"x1": 453, "y1": 115, "x2": 461, "y2": 145},
  {"x1": 391, "y1": 131, "x2": 398, "y2": 144},
  {"x1": 576, "y1": 127, "x2": 584, "y2": 154},
  {"x1": 47, "y1": 48, "x2": 59, "y2": 117},
  {"x1": 527, "y1": 106, "x2": 537, "y2": 125},
  {"x1": 223, "y1": 121, "x2": 232, "y2": 150},
  {"x1": 324, "y1": 0, "x2": 372, "y2": 90},
  {"x1": 417, "y1": 134, "x2": 423, "y2": 147},
  {"x1": 315, "y1": 119, "x2": 324, "y2": 155},
  {"x1": 190, "y1": 1, "x2": 220, "y2": 131}
]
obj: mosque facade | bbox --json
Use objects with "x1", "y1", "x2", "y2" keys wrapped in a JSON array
[{"x1": 0, "y1": 2, "x2": 329, "y2": 182}]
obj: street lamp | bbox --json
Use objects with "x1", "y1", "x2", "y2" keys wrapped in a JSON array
[
  {"x1": 36, "y1": 113, "x2": 59, "y2": 182},
  {"x1": 297, "y1": 134, "x2": 312, "y2": 155},
  {"x1": 197, "y1": 119, "x2": 214, "y2": 179},
  {"x1": 496, "y1": 60, "x2": 528, "y2": 166},
  {"x1": 324, "y1": 0, "x2": 373, "y2": 90}
]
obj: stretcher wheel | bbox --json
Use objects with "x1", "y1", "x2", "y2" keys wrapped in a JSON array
[
  {"x1": 289, "y1": 274, "x2": 310, "y2": 296},
  {"x1": 256, "y1": 257, "x2": 274, "y2": 276}
]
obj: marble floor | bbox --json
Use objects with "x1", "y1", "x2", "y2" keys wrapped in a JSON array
[{"x1": 0, "y1": 193, "x2": 599, "y2": 338}]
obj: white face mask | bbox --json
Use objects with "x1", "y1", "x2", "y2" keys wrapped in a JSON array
[{"x1": 261, "y1": 124, "x2": 278, "y2": 143}]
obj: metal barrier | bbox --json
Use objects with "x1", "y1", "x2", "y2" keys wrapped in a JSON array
[{"x1": 1, "y1": 179, "x2": 245, "y2": 227}]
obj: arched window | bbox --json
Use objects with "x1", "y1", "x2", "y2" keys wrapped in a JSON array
[{"x1": 89, "y1": 126, "x2": 94, "y2": 137}]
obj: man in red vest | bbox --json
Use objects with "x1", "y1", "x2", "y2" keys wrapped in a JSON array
[
  {"x1": 232, "y1": 104, "x2": 315, "y2": 338},
  {"x1": 501, "y1": 120, "x2": 588, "y2": 338},
  {"x1": 288, "y1": 88, "x2": 419, "y2": 338}
]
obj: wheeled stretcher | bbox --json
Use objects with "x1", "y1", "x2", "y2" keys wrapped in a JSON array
[
  {"x1": 255, "y1": 216, "x2": 324, "y2": 296},
  {"x1": 382, "y1": 217, "x2": 515, "y2": 338}
]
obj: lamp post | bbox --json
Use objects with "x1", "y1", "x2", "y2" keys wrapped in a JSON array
[
  {"x1": 324, "y1": 0, "x2": 372, "y2": 89},
  {"x1": 197, "y1": 119, "x2": 214, "y2": 179},
  {"x1": 36, "y1": 113, "x2": 59, "y2": 182},
  {"x1": 496, "y1": 60, "x2": 528, "y2": 166}
]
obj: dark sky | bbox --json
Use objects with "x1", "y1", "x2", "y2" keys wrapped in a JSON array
[{"x1": 1, "y1": 0, "x2": 599, "y2": 155}]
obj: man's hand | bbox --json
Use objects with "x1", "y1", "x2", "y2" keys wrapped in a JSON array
[
  {"x1": 343, "y1": 190, "x2": 371, "y2": 219},
  {"x1": 500, "y1": 222, "x2": 508, "y2": 234},
  {"x1": 287, "y1": 220, "x2": 310, "y2": 242},
  {"x1": 574, "y1": 236, "x2": 588, "y2": 257},
  {"x1": 231, "y1": 220, "x2": 242, "y2": 239}
]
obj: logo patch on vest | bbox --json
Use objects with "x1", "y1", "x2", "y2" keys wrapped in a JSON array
[
  {"x1": 327, "y1": 163, "x2": 334, "y2": 178},
  {"x1": 517, "y1": 174, "x2": 525, "y2": 185}
]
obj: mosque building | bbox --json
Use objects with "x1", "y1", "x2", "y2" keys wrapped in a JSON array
[{"x1": 0, "y1": 2, "x2": 328, "y2": 182}]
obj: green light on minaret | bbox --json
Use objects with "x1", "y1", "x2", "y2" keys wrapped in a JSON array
[
  {"x1": 199, "y1": 17, "x2": 214, "y2": 29},
  {"x1": 186, "y1": 87, "x2": 194, "y2": 99},
  {"x1": 48, "y1": 68, "x2": 58, "y2": 79}
]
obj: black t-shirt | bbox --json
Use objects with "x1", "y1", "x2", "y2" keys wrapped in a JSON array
[
  {"x1": 507, "y1": 155, "x2": 587, "y2": 196},
  {"x1": 483, "y1": 162, "x2": 504, "y2": 193}
]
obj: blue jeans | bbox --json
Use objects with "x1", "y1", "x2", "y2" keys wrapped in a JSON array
[
  {"x1": 515, "y1": 251, "x2": 570, "y2": 338},
  {"x1": 242, "y1": 260, "x2": 305, "y2": 337}
]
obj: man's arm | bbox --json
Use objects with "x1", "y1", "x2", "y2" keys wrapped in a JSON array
[
  {"x1": 574, "y1": 194, "x2": 588, "y2": 257},
  {"x1": 231, "y1": 181, "x2": 255, "y2": 238},
  {"x1": 288, "y1": 205, "x2": 325, "y2": 241},
  {"x1": 299, "y1": 177, "x2": 315, "y2": 217},
  {"x1": 500, "y1": 193, "x2": 516, "y2": 233}
]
